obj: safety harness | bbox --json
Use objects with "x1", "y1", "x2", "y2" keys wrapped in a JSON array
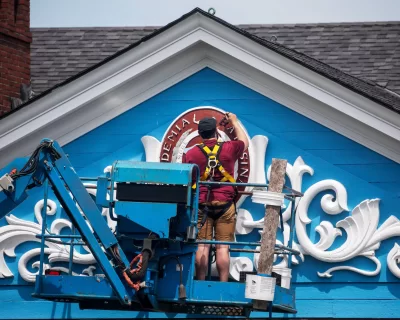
[{"x1": 195, "y1": 142, "x2": 237, "y2": 230}]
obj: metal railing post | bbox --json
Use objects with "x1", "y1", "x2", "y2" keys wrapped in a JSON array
[
  {"x1": 38, "y1": 179, "x2": 49, "y2": 293},
  {"x1": 68, "y1": 225, "x2": 75, "y2": 275}
]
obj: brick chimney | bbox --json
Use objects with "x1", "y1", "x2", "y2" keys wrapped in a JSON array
[{"x1": 0, "y1": 0, "x2": 32, "y2": 115}]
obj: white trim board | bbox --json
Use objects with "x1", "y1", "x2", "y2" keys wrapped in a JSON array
[
  {"x1": 0, "y1": 12, "x2": 399, "y2": 167},
  {"x1": 203, "y1": 48, "x2": 400, "y2": 164}
]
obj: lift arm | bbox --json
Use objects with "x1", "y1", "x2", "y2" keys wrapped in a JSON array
[{"x1": 0, "y1": 139, "x2": 134, "y2": 305}]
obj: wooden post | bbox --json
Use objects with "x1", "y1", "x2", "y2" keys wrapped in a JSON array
[{"x1": 254, "y1": 158, "x2": 287, "y2": 311}]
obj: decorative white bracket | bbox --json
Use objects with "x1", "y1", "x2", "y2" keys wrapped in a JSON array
[{"x1": 251, "y1": 190, "x2": 285, "y2": 207}]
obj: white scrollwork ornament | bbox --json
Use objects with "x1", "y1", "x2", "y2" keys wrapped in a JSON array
[
  {"x1": 387, "y1": 243, "x2": 400, "y2": 278},
  {"x1": 296, "y1": 178, "x2": 400, "y2": 277},
  {"x1": 240, "y1": 156, "x2": 310, "y2": 269},
  {"x1": 1, "y1": 148, "x2": 399, "y2": 282},
  {"x1": 238, "y1": 155, "x2": 400, "y2": 279},
  {"x1": 0, "y1": 184, "x2": 104, "y2": 282}
]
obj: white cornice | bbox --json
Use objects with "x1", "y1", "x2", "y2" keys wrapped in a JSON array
[
  {"x1": 202, "y1": 47, "x2": 400, "y2": 163},
  {"x1": 0, "y1": 12, "x2": 399, "y2": 167}
]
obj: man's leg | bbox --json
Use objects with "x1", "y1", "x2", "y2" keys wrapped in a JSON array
[
  {"x1": 195, "y1": 244, "x2": 210, "y2": 280},
  {"x1": 214, "y1": 203, "x2": 236, "y2": 282},
  {"x1": 195, "y1": 209, "x2": 214, "y2": 280},
  {"x1": 215, "y1": 244, "x2": 230, "y2": 282}
]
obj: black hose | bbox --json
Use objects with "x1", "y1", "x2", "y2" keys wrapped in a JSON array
[
  {"x1": 125, "y1": 250, "x2": 151, "y2": 282},
  {"x1": 111, "y1": 246, "x2": 125, "y2": 269},
  {"x1": 160, "y1": 256, "x2": 183, "y2": 285},
  {"x1": 11, "y1": 140, "x2": 61, "y2": 180}
]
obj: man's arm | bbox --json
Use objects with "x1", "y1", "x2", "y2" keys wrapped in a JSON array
[{"x1": 226, "y1": 112, "x2": 249, "y2": 150}]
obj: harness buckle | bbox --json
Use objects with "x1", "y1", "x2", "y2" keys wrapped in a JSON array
[{"x1": 208, "y1": 155, "x2": 218, "y2": 168}]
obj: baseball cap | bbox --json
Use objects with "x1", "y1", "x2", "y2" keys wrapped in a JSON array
[{"x1": 198, "y1": 117, "x2": 217, "y2": 134}]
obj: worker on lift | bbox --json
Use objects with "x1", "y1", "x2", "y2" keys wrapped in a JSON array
[{"x1": 183, "y1": 113, "x2": 249, "y2": 282}]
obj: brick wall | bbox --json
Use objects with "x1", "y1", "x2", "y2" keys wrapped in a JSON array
[{"x1": 0, "y1": 0, "x2": 31, "y2": 115}]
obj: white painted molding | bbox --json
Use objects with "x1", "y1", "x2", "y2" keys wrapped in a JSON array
[
  {"x1": 236, "y1": 208, "x2": 264, "y2": 235},
  {"x1": 204, "y1": 256, "x2": 253, "y2": 281},
  {"x1": 238, "y1": 156, "x2": 400, "y2": 278},
  {"x1": 0, "y1": 184, "x2": 113, "y2": 282},
  {"x1": 251, "y1": 190, "x2": 285, "y2": 206},
  {"x1": 141, "y1": 136, "x2": 162, "y2": 162},
  {"x1": 197, "y1": 18, "x2": 400, "y2": 136},
  {"x1": 229, "y1": 257, "x2": 253, "y2": 281},
  {"x1": 1, "y1": 154, "x2": 399, "y2": 281},
  {"x1": 0, "y1": 14, "x2": 399, "y2": 166},
  {"x1": 203, "y1": 52, "x2": 400, "y2": 164},
  {"x1": 387, "y1": 244, "x2": 400, "y2": 278},
  {"x1": 0, "y1": 46, "x2": 210, "y2": 167}
]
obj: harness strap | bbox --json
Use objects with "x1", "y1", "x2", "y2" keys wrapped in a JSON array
[
  {"x1": 216, "y1": 163, "x2": 235, "y2": 183},
  {"x1": 199, "y1": 201, "x2": 233, "y2": 229},
  {"x1": 199, "y1": 201, "x2": 232, "y2": 214},
  {"x1": 194, "y1": 141, "x2": 237, "y2": 231},
  {"x1": 197, "y1": 142, "x2": 235, "y2": 183},
  {"x1": 192, "y1": 142, "x2": 226, "y2": 189}
]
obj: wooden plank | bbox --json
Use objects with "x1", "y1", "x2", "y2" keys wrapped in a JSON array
[{"x1": 254, "y1": 158, "x2": 287, "y2": 310}]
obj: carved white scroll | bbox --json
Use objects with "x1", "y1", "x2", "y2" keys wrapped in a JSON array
[
  {"x1": 387, "y1": 243, "x2": 400, "y2": 278},
  {"x1": 237, "y1": 156, "x2": 400, "y2": 278},
  {"x1": 1, "y1": 133, "x2": 400, "y2": 282}
]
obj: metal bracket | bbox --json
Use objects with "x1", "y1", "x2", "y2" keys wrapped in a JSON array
[
  {"x1": 186, "y1": 226, "x2": 196, "y2": 241},
  {"x1": 0, "y1": 174, "x2": 14, "y2": 193}
]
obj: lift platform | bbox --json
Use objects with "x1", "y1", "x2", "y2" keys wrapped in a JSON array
[{"x1": 0, "y1": 139, "x2": 302, "y2": 318}]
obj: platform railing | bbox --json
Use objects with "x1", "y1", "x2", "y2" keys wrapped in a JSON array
[
  {"x1": 35, "y1": 179, "x2": 88, "y2": 295},
  {"x1": 35, "y1": 177, "x2": 302, "y2": 291}
]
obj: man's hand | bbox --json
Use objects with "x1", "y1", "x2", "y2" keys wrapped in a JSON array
[
  {"x1": 225, "y1": 112, "x2": 249, "y2": 150},
  {"x1": 226, "y1": 112, "x2": 238, "y2": 124}
]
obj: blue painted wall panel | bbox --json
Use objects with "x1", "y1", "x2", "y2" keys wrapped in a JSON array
[{"x1": 1, "y1": 67, "x2": 399, "y2": 318}]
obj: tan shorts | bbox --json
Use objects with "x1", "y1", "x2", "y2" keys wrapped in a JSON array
[{"x1": 197, "y1": 201, "x2": 236, "y2": 241}]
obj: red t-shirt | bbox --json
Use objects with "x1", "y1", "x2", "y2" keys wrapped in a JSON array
[{"x1": 183, "y1": 140, "x2": 245, "y2": 203}]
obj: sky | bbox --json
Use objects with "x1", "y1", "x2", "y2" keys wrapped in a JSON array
[{"x1": 31, "y1": 0, "x2": 400, "y2": 28}]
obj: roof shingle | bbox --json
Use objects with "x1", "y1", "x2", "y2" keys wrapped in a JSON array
[
  {"x1": 30, "y1": 27, "x2": 157, "y2": 93},
  {"x1": 239, "y1": 21, "x2": 400, "y2": 96},
  {"x1": 31, "y1": 21, "x2": 400, "y2": 99},
  {"x1": 4, "y1": 9, "x2": 387, "y2": 117}
]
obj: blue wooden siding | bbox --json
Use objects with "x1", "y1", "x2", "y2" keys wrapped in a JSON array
[
  {"x1": 1, "y1": 67, "x2": 399, "y2": 318},
  {"x1": 64, "y1": 68, "x2": 400, "y2": 197}
]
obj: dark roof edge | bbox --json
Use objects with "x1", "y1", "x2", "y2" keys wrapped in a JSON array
[
  {"x1": 196, "y1": 9, "x2": 400, "y2": 114},
  {"x1": 30, "y1": 19, "x2": 400, "y2": 31},
  {"x1": 2, "y1": 8, "x2": 399, "y2": 121},
  {"x1": 237, "y1": 20, "x2": 400, "y2": 27},
  {"x1": 0, "y1": 8, "x2": 202, "y2": 120},
  {"x1": 30, "y1": 26, "x2": 161, "y2": 31}
]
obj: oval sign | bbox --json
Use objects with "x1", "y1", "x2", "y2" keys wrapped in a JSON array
[{"x1": 159, "y1": 107, "x2": 251, "y2": 198}]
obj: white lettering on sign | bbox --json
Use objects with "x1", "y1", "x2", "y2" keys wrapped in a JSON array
[
  {"x1": 161, "y1": 153, "x2": 170, "y2": 161},
  {"x1": 182, "y1": 118, "x2": 190, "y2": 128},
  {"x1": 167, "y1": 130, "x2": 179, "y2": 142},
  {"x1": 240, "y1": 168, "x2": 249, "y2": 178},
  {"x1": 193, "y1": 113, "x2": 200, "y2": 124},
  {"x1": 163, "y1": 143, "x2": 171, "y2": 152},
  {"x1": 158, "y1": 107, "x2": 251, "y2": 202}
]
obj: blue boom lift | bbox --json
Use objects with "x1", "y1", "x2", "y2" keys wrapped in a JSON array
[{"x1": 0, "y1": 139, "x2": 302, "y2": 318}]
